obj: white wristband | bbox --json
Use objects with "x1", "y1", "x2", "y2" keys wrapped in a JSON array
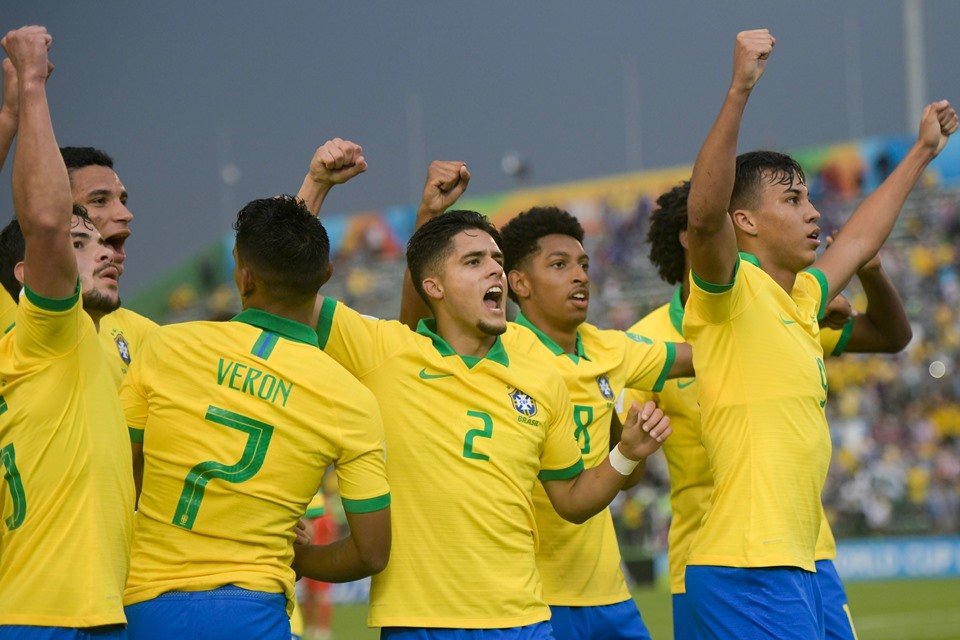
[{"x1": 609, "y1": 446, "x2": 641, "y2": 476}]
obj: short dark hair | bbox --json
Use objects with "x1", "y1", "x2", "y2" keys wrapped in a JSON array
[
  {"x1": 233, "y1": 195, "x2": 331, "y2": 302},
  {"x1": 406, "y1": 210, "x2": 501, "y2": 306},
  {"x1": 647, "y1": 181, "x2": 690, "y2": 285},
  {"x1": 730, "y1": 150, "x2": 806, "y2": 212},
  {"x1": 0, "y1": 206, "x2": 93, "y2": 300},
  {"x1": 500, "y1": 206, "x2": 584, "y2": 302},
  {"x1": 60, "y1": 147, "x2": 115, "y2": 172}
]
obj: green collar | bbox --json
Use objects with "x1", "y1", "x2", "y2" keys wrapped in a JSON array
[
  {"x1": 513, "y1": 310, "x2": 588, "y2": 364},
  {"x1": 231, "y1": 308, "x2": 318, "y2": 347},
  {"x1": 739, "y1": 251, "x2": 761, "y2": 267},
  {"x1": 669, "y1": 286, "x2": 685, "y2": 336},
  {"x1": 415, "y1": 318, "x2": 509, "y2": 368}
]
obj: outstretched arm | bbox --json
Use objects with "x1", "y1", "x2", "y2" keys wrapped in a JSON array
[
  {"x1": 4, "y1": 26, "x2": 74, "y2": 299},
  {"x1": 0, "y1": 59, "x2": 18, "y2": 174},
  {"x1": 542, "y1": 401, "x2": 670, "y2": 523},
  {"x1": 295, "y1": 137, "x2": 367, "y2": 215},
  {"x1": 687, "y1": 29, "x2": 775, "y2": 285},
  {"x1": 398, "y1": 160, "x2": 470, "y2": 328},
  {"x1": 292, "y1": 507, "x2": 391, "y2": 582},
  {"x1": 814, "y1": 101, "x2": 957, "y2": 300}
]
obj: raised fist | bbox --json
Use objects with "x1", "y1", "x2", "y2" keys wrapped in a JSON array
[
  {"x1": 419, "y1": 161, "x2": 470, "y2": 216},
  {"x1": 1, "y1": 26, "x2": 53, "y2": 84},
  {"x1": 731, "y1": 29, "x2": 775, "y2": 93},
  {"x1": 307, "y1": 137, "x2": 367, "y2": 186},
  {"x1": 917, "y1": 100, "x2": 958, "y2": 157}
]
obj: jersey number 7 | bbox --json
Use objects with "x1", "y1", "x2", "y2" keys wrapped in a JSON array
[{"x1": 173, "y1": 405, "x2": 274, "y2": 530}]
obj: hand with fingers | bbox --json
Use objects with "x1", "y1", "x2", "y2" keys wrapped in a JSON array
[
  {"x1": 616, "y1": 400, "x2": 672, "y2": 463},
  {"x1": 418, "y1": 160, "x2": 470, "y2": 218},
  {"x1": 1, "y1": 25, "x2": 54, "y2": 85},
  {"x1": 308, "y1": 137, "x2": 367, "y2": 187},
  {"x1": 731, "y1": 28, "x2": 776, "y2": 93},
  {"x1": 917, "y1": 100, "x2": 959, "y2": 157}
]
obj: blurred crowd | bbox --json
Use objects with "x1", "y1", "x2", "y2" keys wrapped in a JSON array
[{"x1": 156, "y1": 183, "x2": 960, "y2": 556}]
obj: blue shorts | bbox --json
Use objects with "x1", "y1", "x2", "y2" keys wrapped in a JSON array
[
  {"x1": 816, "y1": 559, "x2": 858, "y2": 640},
  {"x1": 549, "y1": 599, "x2": 651, "y2": 640},
  {"x1": 125, "y1": 585, "x2": 290, "y2": 640},
  {"x1": 671, "y1": 593, "x2": 697, "y2": 640},
  {"x1": 0, "y1": 627, "x2": 126, "y2": 640},
  {"x1": 685, "y1": 566, "x2": 824, "y2": 640},
  {"x1": 380, "y1": 621, "x2": 554, "y2": 640}
]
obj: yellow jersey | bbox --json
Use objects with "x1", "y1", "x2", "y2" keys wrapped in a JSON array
[
  {"x1": 315, "y1": 299, "x2": 584, "y2": 629},
  {"x1": 683, "y1": 254, "x2": 831, "y2": 572},
  {"x1": 0, "y1": 288, "x2": 15, "y2": 335},
  {"x1": 0, "y1": 284, "x2": 134, "y2": 627},
  {"x1": 513, "y1": 312, "x2": 675, "y2": 606},
  {"x1": 624, "y1": 285, "x2": 851, "y2": 592},
  {"x1": 121, "y1": 308, "x2": 390, "y2": 612},
  {"x1": 99, "y1": 307, "x2": 159, "y2": 388}
]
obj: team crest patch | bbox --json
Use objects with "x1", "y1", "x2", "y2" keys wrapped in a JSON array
[
  {"x1": 115, "y1": 333, "x2": 131, "y2": 365},
  {"x1": 596, "y1": 375, "x2": 615, "y2": 400},
  {"x1": 509, "y1": 388, "x2": 538, "y2": 417}
]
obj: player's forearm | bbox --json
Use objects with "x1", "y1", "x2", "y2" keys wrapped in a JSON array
[
  {"x1": 296, "y1": 175, "x2": 335, "y2": 216},
  {"x1": 13, "y1": 82, "x2": 71, "y2": 235},
  {"x1": 293, "y1": 533, "x2": 389, "y2": 583},
  {"x1": 546, "y1": 463, "x2": 627, "y2": 524},
  {"x1": 688, "y1": 88, "x2": 750, "y2": 234},
  {"x1": 847, "y1": 265, "x2": 912, "y2": 352},
  {"x1": 840, "y1": 143, "x2": 934, "y2": 267},
  {"x1": 0, "y1": 109, "x2": 16, "y2": 174}
]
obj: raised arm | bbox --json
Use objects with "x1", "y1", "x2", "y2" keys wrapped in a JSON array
[
  {"x1": 842, "y1": 253, "x2": 912, "y2": 353},
  {"x1": 541, "y1": 400, "x2": 670, "y2": 523},
  {"x1": 292, "y1": 507, "x2": 391, "y2": 582},
  {"x1": 4, "y1": 26, "x2": 75, "y2": 299},
  {"x1": 0, "y1": 59, "x2": 19, "y2": 174},
  {"x1": 398, "y1": 160, "x2": 470, "y2": 328},
  {"x1": 814, "y1": 101, "x2": 957, "y2": 300},
  {"x1": 295, "y1": 137, "x2": 367, "y2": 215},
  {"x1": 687, "y1": 29, "x2": 775, "y2": 285}
]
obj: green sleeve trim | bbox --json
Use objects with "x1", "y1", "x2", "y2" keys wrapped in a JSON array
[
  {"x1": 23, "y1": 279, "x2": 80, "y2": 312},
  {"x1": 315, "y1": 297, "x2": 338, "y2": 349},
  {"x1": 304, "y1": 506, "x2": 326, "y2": 518},
  {"x1": 805, "y1": 267, "x2": 830, "y2": 320},
  {"x1": 128, "y1": 427, "x2": 144, "y2": 443},
  {"x1": 652, "y1": 342, "x2": 677, "y2": 392},
  {"x1": 341, "y1": 492, "x2": 390, "y2": 514},
  {"x1": 691, "y1": 257, "x2": 739, "y2": 294},
  {"x1": 831, "y1": 318, "x2": 855, "y2": 356},
  {"x1": 539, "y1": 458, "x2": 585, "y2": 481}
]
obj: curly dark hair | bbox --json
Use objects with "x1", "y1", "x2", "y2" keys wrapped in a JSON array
[
  {"x1": 406, "y1": 209, "x2": 501, "y2": 308},
  {"x1": 647, "y1": 181, "x2": 690, "y2": 285},
  {"x1": 499, "y1": 206, "x2": 584, "y2": 303},
  {"x1": 233, "y1": 195, "x2": 331, "y2": 302},
  {"x1": 60, "y1": 146, "x2": 115, "y2": 172}
]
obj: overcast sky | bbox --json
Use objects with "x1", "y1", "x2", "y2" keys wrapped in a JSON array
[{"x1": 3, "y1": 1, "x2": 959, "y2": 295}]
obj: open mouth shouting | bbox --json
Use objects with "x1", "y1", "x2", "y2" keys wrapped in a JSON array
[{"x1": 483, "y1": 285, "x2": 505, "y2": 314}]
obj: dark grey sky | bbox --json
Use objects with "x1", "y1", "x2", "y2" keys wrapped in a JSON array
[{"x1": 3, "y1": 1, "x2": 959, "y2": 295}]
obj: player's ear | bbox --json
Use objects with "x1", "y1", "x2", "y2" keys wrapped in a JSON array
[
  {"x1": 507, "y1": 269, "x2": 530, "y2": 300},
  {"x1": 235, "y1": 263, "x2": 256, "y2": 299},
  {"x1": 319, "y1": 262, "x2": 333, "y2": 287},
  {"x1": 13, "y1": 261, "x2": 25, "y2": 286},
  {"x1": 731, "y1": 208, "x2": 758, "y2": 237},
  {"x1": 422, "y1": 276, "x2": 443, "y2": 302},
  {"x1": 678, "y1": 230, "x2": 689, "y2": 250}
]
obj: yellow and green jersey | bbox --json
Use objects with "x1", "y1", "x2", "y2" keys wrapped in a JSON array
[
  {"x1": 624, "y1": 285, "x2": 851, "y2": 592},
  {"x1": 121, "y1": 308, "x2": 390, "y2": 613},
  {"x1": 0, "y1": 288, "x2": 15, "y2": 335},
  {"x1": 315, "y1": 299, "x2": 584, "y2": 629},
  {"x1": 512, "y1": 312, "x2": 675, "y2": 606},
  {"x1": 683, "y1": 254, "x2": 832, "y2": 572},
  {"x1": 99, "y1": 307, "x2": 159, "y2": 388},
  {"x1": 0, "y1": 283, "x2": 134, "y2": 627}
]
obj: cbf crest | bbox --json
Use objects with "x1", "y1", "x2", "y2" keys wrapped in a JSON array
[
  {"x1": 596, "y1": 375, "x2": 615, "y2": 400},
  {"x1": 114, "y1": 333, "x2": 131, "y2": 365},
  {"x1": 509, "y1": 388, "x2": 538, "y2": 417}
]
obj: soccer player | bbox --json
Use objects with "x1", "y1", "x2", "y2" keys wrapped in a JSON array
[
  {"x1": 626, "y1": 179, "x2": 912, "y2": 639},
  {"x1": 313, "y1": 202, "x2": 671, "y2": 638},
  {"x1": 0, "y1": 25, "x2": 134, "y2": 636},
  {"x1": 493, "y1": 205, "x2": 695, "y2": 640},
  {"x1": 681, "y1": 29, "x2": 956, "y2": 639},
  {"x1": 120, "y1": 195, "x2": 391, "y2": 640}
]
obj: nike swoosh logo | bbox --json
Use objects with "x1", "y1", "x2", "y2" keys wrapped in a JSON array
[
  {"x1": 419, "y1": 368, "x2": 453, "y2": 380},
  {"x1": 779, "y1": 313, "x2": 797, "y2": 325},
  {"x1": 676, "y1": 378, "x2": 696, "y2": 389}
]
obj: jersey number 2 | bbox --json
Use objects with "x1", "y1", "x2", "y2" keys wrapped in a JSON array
[{"x1": 173, "y1": 405, "x2": 274, "y2": 530}]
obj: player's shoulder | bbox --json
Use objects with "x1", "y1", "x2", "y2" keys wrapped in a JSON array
[
  {"x1": 107, "y1": 307, "x2": 159, "y2": 331},
  {"x1": 629, "y1": 302, "x2": 671, "y2": 334}
]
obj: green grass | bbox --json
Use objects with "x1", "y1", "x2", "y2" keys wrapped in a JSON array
[{"x1": 329, "y1": 578, "x2": 960, "y2": 639}]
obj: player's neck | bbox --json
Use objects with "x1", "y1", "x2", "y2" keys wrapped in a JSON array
[
  {"x1": 741, "y1": 244, "x2": 799, "y2": 293},
  {"x1": 434, "y1": 316, "x2": 499, "y2": 358},
  {"x1": 86, "y1": 309, "x2": 104, "y2": 332},
  {"x1": 519, "y1": 305, "x2": 578, "y2": 354},
  {"x1": 241, "y1": 295, "x2": 314, "y2": 328}
]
